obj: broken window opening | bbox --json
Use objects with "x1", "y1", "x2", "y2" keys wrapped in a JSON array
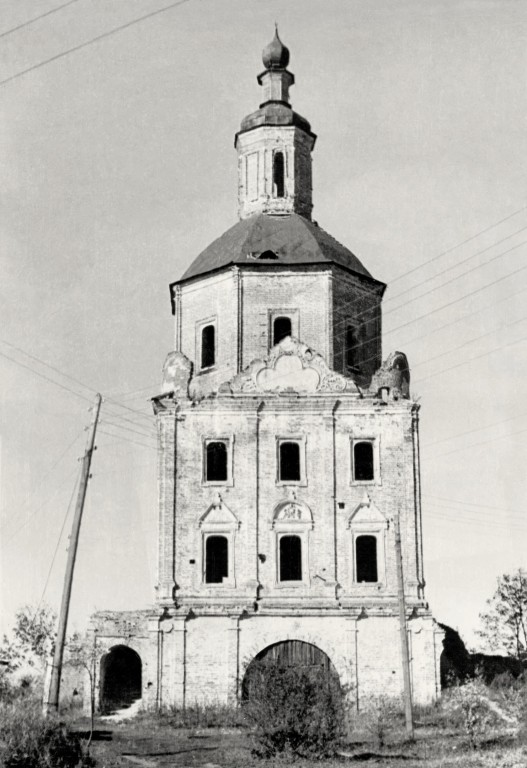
[
  {"x1": 201, "y1": 324, "x2": 215, "y2": 369},
  {"x1": 353, "y1": 441, "x2": 374, "y2": 482},
  {"x1": 206, "y1": 441, "x2": 228, "y2": 482},
  {"x1": 205, "y1": 535, "x2": 229, "y2": 583},
  {"x1": 279, "y1": 441, "x2": 301, "y2": 482},
  {"x1": 273, "y1": 316, "x2": 292, "y2": 346},
  {"x1": 273, "y1": 152, "x2": 285, "y2": 198},
  {"x1": 356, "y1": 535, "x2": 378, "y2": 582},
  {"x1": 279, "y1": 535, "x2": 302, "y2": 581},
  {"x1": 345, "y1": 324, "x2": 359, "y2": 369}
]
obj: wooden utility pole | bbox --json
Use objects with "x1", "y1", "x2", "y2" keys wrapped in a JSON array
[
  {"x1": 394, "y1": 513, "x2": 414, "y2": 739},
  {"x1": 46, "y1": 393, "x2": 102, "y2": 713}
]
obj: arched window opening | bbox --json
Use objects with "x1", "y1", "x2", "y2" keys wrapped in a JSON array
[
  {"x1": 206, "y1": 441, "x2": 227, "y2": 482},
  {"x1": 259, "y1": 250, "x2": 279, "y2": 260},
  {"x1": 273, "y1": 152, "x2": 285, "y2": 198},
  {"x1": 279, "y1": 535, "x2": 302, "y2": 581},
  {"x1": 345, "y1": 324, "x2": 359, "y2": 369},
  {"x1": 354, "y1": 441, "x2": 374, "y2": 482},
  {"x1": 273, "y1": 316, "x2": 292, "y2": 346},
  {"x1": 201, "y1": 324, "x2": 215, "y2": 369},
  {"x1": 205, "y1": 535, "x2": 228, "y2": 583},
  {"x1": 279, "y1": 441, "x2": 300, "y2": 482},
  {"x1": 356, "y1": 535, "x2": 378, "y2": 582}
]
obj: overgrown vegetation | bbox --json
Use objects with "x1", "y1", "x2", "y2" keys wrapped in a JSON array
[
  {"x1": 478, "y1": 568, "x2": 527, "y2": 660},
  {"x1": 145, "y1": 701, "x2": 245, "y2": 729},
  {"x1": 242, "y1": 661, "x2": 347, "y2": 759},
  {"x1": 0, "y1": 699, "x2": 93, "y2": 768}
]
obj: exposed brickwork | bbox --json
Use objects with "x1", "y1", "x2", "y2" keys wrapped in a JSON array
[{"x1": 87, "y1": 34, "x2": 443, "y2": 714}]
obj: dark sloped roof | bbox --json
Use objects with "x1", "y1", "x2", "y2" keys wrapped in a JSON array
[{"x1": 178, "y1": 213, "x2": 382, "y2": 286}]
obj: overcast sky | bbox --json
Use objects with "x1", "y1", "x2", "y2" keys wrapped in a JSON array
[{"x1": 1, "y1": 0, "x2": 526, "y2": 650}]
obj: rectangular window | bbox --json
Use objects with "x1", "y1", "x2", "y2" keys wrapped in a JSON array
[
  {"x1": 279, "y1": 535, "x2": 302, "y2": 581},
  {"x1": 355, "y1": 535, "x2": 378, "y2": 582},
  {"x1": 201, "y1": 324, "x2": 215, "y2": 369},
  {"x1": 276, "y1": 437, "x2": 306, "y2": 485},
  {"x1": 351, "y1": 438, "x2": 379, "y2": 485},
  {"x1": 205, "y1": 535, "x2": 229, "y2": 583},
  {"x1": 203, "y1": 437, "x2": 233, "y2": 485}
]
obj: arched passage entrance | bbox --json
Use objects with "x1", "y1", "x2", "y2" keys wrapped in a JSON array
[
  {"x1": 99, "y1": 645, "x2": 142, "y2": 713},
  {"x1": 242, "y1": 640, "x2": 340, "y2": 700}
]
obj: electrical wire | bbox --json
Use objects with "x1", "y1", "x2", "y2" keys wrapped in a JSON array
[
  {"x1": 0, "y1": 0, "x2": 193, "y2": 87},
  {"x1": 34, "y1": 466, "x2": 81, "y2": 614},
  {"x1": 0, "y1": 0, "x2": 83, "y2": 40}
]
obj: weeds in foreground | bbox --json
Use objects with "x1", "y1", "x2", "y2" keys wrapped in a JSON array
[
  {"x1": 0, "y1": 699, "x2": 94, "y2": 767},
  {"x1": 140, "y1": 701, "x2": 245, "y2": 729}
]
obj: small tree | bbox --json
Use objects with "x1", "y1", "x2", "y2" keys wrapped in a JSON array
[
  {"x1": 242, "y1": 661, "x2": 347, "y2": 759},
  {"x1": 1, "y1": 605, "x2": 57, "y2": 699},
  {"x1": 478, "y1": 569, "x2": 527, "y2": 660}
]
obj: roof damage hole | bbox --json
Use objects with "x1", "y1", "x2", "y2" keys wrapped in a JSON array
[{"x1": 258, "y1": 249, "x2": 279, "y2": 259}]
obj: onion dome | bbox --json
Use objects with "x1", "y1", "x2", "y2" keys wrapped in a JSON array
[{"x1": 262, "y1": 27, "x2": 290, "y2": 70}]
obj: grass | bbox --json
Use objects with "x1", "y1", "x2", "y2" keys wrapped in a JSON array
[{"x1": 69, "y1": 699, "x2": 526, "y2": 768}]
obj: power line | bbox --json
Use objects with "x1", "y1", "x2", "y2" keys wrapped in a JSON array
[
  {"x1": 0, "y1": 0, "x2": 82, "y2": 40},
  {"x1": 98, "y1": 428, "x2": 156, "y2": 452},
  {"x1": 413, "y1": 333, "x2": 527, "y2": 387},
  {"x1": 0, "y1": 428, "x2": 85, "y2": 534},
  {"x1": 389, "y1": 204, "x2": 527, "y2": 286},
  {"x1": 3, "y1": 467, "x2": 79, "y2": 544},
  {"x1": 427, "y1": 425, "x2": 527, "y2": 460},
  {"x1": 425, "y1": 494, "x2": 525, "y2": 517},
  {"x1": 412, "y1": 316, "x2": 527, "y2": 371},
  {"x1": 35, "y1": 467, "x2": 81, "y2": 614},
  {"x1": 0, "y1": 349, "x2": 93, "y2": 403},
  {"x1": 421, "y1": 411, "x2": 527, "y2": 450},
  {"x1": 0, "y1": 338, "x2": 94, "y2": 396},
  {"x1": 0, "y1": 0, "x2": 193, "y2": 87}
]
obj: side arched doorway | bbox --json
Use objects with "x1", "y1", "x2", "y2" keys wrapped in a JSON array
[
  {"x1": 242, "y1": 640, "x2": 340, "y2": 700},
  {"x1": 99, "y1": 645, "x2": 142, "y2": 713}
]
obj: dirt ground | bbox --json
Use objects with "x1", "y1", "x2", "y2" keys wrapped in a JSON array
[{"x1": 74, "y1": 718, "x2": 527, "y2": 768}]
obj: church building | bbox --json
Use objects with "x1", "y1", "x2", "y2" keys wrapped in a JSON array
[{"x1": 90, "y1": 30, "x2": 443, "y2": 712}]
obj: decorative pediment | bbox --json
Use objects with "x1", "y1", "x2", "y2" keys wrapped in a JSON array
[
  {"x1": 199, "y1": 495, "x2": 239, "y2": 530},
  {"x1": 272, "y1": 498, "x2": 313, "y2": 529},
  {"x1": 348, "y1": 492, "x2": 387, "y2": 529},
  {"x1": 226, "y1": 337, "x2": 360, "y2": 395}
]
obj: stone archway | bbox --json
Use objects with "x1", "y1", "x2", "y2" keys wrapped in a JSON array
[
  {"x1": 99, "y1": 645, "x2": 142, "y2": 713},
  {"x1": 242, "y1": 640, "x2": 340, "y2": 701}
]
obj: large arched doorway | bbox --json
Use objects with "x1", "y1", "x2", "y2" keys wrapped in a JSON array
[
  {"x1": 99, "y1": 645, "x2": 142, "y2": 713},
  {"x1": 242, "y1": 640, "x2": 340, "y2": 700}
]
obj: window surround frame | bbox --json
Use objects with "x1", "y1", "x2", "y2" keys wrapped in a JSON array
[
  {"x1": 276, "y1": 435, "x2": 307, "y2": 486},
  {"x1": 196, "y1": 316, "x2": 218, "y2": 374},
  {"x1": 202, "y1": 435, "x2": 234, "y2": 487},
  {"x1": 350, "y1": 436, "x2": 381, "y2": 487},
  {"x1": 272, "y1": 501, "x2": 313, "y2": 588},
  {"x1": 268, "y1": 309, "x2": 300, "y2": 350},
  {"x1": 347, "y1": 500, "x2": 387, "y2": 588}
]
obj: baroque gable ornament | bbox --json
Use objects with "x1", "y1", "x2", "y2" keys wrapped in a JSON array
[
  {"x1": 199, "y1": 497, "x2": 240, "y2": 530},
  {"x1": 347, "y1": 491, "x2": 387, "y2": 529},
  {"x1": 227, "y1": 337, "x2": 361, "y2": 395}
]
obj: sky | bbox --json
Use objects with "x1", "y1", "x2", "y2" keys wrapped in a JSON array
[{"x1": 1, "y1": 0, "x2": 526, "y2": 650}]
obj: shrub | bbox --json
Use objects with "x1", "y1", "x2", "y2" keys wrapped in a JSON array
[
  {"x1": 0, "y1": 700, "x2": 94, "y2": 767},
  {"x1": 242, "y1": 661, "x2": 347, "y2": 759},
  {"x1": 444, "y1": 679, "x2": 498, "y2": 749},
  {"x1": 358, "y1": 695, "x2": 404, "y2": 748}
]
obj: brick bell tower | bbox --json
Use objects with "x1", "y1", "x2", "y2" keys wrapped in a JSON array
[{"x1": 89, "y1": 30, "x2": 443, "y2": 715}]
